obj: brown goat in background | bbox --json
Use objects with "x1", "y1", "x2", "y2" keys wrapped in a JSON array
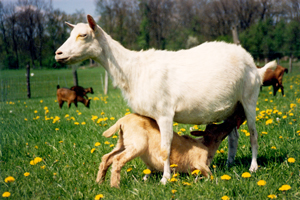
[
  {"x1": 260, "y1": 65, "x2": 288, "y2": 96},
  {"x1": 56, "y1": 85, "x2": 90, "y2": 108},
  {"x1": 70, "y1": 86, "x2": 94, "y2": 99}
]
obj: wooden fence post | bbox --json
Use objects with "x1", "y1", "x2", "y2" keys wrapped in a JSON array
[
  {"x1": 231, "y1": 25, "x2": 240, "y2": 45},
  {"x1": 104, "y1": 71, "x2": 108, "y2": 95},
  {"x1": 72, "y1": 66, "x2": 78, "y2": 86},
  {"x1": 26, "y1": 63, "x2": 31, "y2": 98}
]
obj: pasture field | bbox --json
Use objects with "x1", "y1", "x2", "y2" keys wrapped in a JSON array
[{"x1": 0, "y1": 66, "x2": 300, "y2": 199}]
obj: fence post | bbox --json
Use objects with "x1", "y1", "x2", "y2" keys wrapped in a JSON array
[
  {"x1": 26, "y1": 63, "x2": 31, "y2": 98},
  {"x1": 104, "y1": 71, "x2": 108, "y2": 95},
  {"x1": 72, "y1": 66, "x2": 78, "y2": 86},
  {"x1": 231, "y1": 25, "x2": 240, "y2": 45}
]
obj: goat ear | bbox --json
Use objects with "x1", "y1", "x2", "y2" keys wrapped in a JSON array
[
  {"x1": 65, "y1": 22, "x2": 75, "y2": 28},
  {"x1": 87, "y1": 14, "x2": 97, "y2": 31},
  {"x1": 190, "y1": 131, "x2": 207, "y2": 137}
]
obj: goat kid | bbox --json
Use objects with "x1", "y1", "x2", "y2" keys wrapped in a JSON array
[
  {"x1": 55, "y1": 15, "x2": 277, "y2": 184},
  {"x1": 70, "y1": 85, "x2": 94, "y2": 99},
  {"x1": 56, "y1": 85, "x2": 90, "y2": 108},
  {"x1": 260, "y1": 65, "x2": 288, "y2": 96},
  {"x1": 97, "y1": 105, "x2": 245, "y2": 188}
]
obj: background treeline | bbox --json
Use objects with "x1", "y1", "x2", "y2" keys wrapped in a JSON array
[{"x1": 1, "y1": 0, "x2": 300, "y2": 70}]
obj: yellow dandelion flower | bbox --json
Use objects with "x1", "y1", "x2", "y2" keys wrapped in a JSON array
[
  {"x1": 127, "y1": 168, "x2": 132, "y2": 172},
  {"x1": 241, "y1": 172, "x2": 251, "y2": 178},
  {"x1": 110, "y1": 144, "x2": 114, "y2": 147},
  {"x1": 279, "y1": 136, "x2": 283, "y2": 139},
  {"x1": 171, "y1": 190, "x2": 177, "y2": 194},
  {"x1": 266, "y1": 119, "x2": 273, "y2": 125},
  {"x1": 173, "y1": 123, "x2": 178, "y2": 126},
  {"x1": 81, "y1": 122, "x2": 86, "y2": 125},
  {"x1": 40, "y1": 100, "x2": 43, "y2": 103},
  {"x1": 287, "y1": 157, "x2": 295, "y2": 163},
  {"x1": 24, "y1": 118, "x2": 28, "y2": 121},
  {"x1": 112, "y1": 135, "x2": 118, "y2": 139},
  {"x1": 55, "y1": 128, "x2": 59, "y2": 131},
  {"x1": 35, "y1": 146, "x2": 38, "y2": 149},
  {"x1": 257, "y1": 180, "x2": 266, "y2": 186},
  {"x1": 169, "y1": 178, "x2": 177, "y2": 182},
  {"x1": 213, "y1": 165, "x2": 216, "y2": 168},
  {"x1": 271, "y1": 146, "x2": 276, "y2": 149},
  {"x1": 256, "y1": 107, "x2": 259, "y2": 111},
  {"x1": 262, "y1": 131, "x2": 268, "y2": 135},
  {"x1": 182, "y1": 182, "x2": 191, "y2": 186},
  {"x1": 4, "y1": 176, "x2": 15, "y2": 183},
  {"x1": 180, "y1": 128, "x2": 186, "y2": 132},
  {"x1": 95, "y1": 194, "x2": 104, "y2": 200},
  {"x1": 192, "y1": 169, "x2": 201, "y2": 175},
  {"x1": 220, "y1": 149, "x2": 225, "y2": 153},
  {"x1": 210, "y1": 175, "x2": 214, "y2": 180},
  {"x1": 95, "y1": 142, "x2": 101, "y2": 147},
  {"x1": 172, "y1": 173, "x2": 179, "y2": 178},
  {"x1": 2, "y1": 192, "x2": 11, "y2": 198},
  {"x1": 53, "y1": 173, "x2": 57, "y2": 176},
  {"x1": 74, "y1": 122, "x2": 79, "y2": 125},
  {"x1": 91, "y1": 148, "x2": 96, "y2": 153},
  {"x1": 170, "y1": 164, "x2": 178, "y2": 168},
  {"x1": 143, "y1": 169, "x2": 151, "y2": 175},
  {"x1": 65, "y1": 114, "x2": 70, "y2": 118},
  {"x1": 279, "y1": 184, "x2": 291, "y2": 191},
  {"x1": 24, "y1": 172, "x2": 30, "y2": 177},
  {"x1": 40, "y1": 165, "x2": 46, "y2": 169},
  {"x1": 110, "y1": 117, "x2": 115, "y2": 120},
  {"x1": 101, "y1": 111, "x2": 105, "y2": 115},
  {"x1": 104, "y1": 141, "x2": 110, "y2": 145},
  {"x1": 282, "y1": 115, "x2": 287, "y2": 119},
  {"x1": 221, "y1": 195, "x2": 230, "y2": 200},
  {"x1": 59, "y1": 141, "x2": 63, "y2": 143},
  {"x1": 267, "y1": 194, "x2": 277, "y2": 199},
  {"x1": 221, "y1": 175, "x2": 231, "y2": 180}
]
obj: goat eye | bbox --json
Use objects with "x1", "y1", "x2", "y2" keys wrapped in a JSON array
[{"x1": 79, "y1": 34, "x2": 87, "y2": 38}]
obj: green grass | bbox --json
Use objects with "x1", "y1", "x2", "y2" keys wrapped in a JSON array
[{"x1": 0, "y1": 66, "x2": 300, "y2": 199}]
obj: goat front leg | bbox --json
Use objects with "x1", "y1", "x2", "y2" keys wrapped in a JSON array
[
  {"x1": 157, "y1": 116, "x2": 174, "y2": 185},
  {"x1": 227, "y1": 127, "x2": 239, "y2": 167}
]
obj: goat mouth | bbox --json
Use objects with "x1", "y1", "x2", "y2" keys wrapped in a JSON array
[{"x1": 56, "y1": 56, "x2": 70, "y2": 63}]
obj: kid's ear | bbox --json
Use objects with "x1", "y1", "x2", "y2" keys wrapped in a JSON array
[
  {"x1": 87, "y1": 15, "x2": 97, "y2": 31},
  {"x1": 65, "y1": 22, "x2": 75, "y2": 28},
  {"x1": 190, "y1": 131, "x2": 206, "y2": 137}
]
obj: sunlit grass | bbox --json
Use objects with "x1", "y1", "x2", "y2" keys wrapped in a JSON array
[{"x1": 0, "y1": 68, "x2": 299, "y2": 199}]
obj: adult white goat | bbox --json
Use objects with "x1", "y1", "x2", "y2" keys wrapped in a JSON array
[{"x1": 55, "y1": 15, "x2": 277, "y2": 184}]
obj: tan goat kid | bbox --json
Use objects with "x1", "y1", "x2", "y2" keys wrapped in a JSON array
[{"x1": 97, "y1": 106, "x2": 245, "y2": 188}]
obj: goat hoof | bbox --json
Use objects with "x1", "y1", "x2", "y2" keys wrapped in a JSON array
[
  {"x1": 249, "y1": 164, "x2": 258, "y2": 172},
  {"x1": 160, "y1": 177, "x2": 168, "y2": 185}
]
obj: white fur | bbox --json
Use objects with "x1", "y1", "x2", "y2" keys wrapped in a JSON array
[{"x1": 55, "y1": 15, "x2": 277, "y2": 184}]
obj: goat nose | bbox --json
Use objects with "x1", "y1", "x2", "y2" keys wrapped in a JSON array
[{"x1": 55, "y1": 50, "x2": 63, "y2": 55}]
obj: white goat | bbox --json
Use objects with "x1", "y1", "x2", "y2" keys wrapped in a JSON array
[{"x1": 55, "y1": 15, "x2": 277, "y2": 184}]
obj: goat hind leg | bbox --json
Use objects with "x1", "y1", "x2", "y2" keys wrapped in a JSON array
[
  {"x1": 227, "y1": 127, "x2": 239, "y2": 167},
  {"x1": 110, "y1": 148, "x2": 141, "y2": 188},
  {"x1": 244, "y1": 103, "x2": 259, "y2": 172},
  {"x1": 96, "y1": 147, "x2": 124, "y2": 184},
  {"x1": 157, "y1": 116, "x2": 174, "y2": 185}
]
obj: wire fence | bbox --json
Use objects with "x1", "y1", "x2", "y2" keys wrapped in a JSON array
[{"x1": 0, "y1": 67, "x2": 108, "y2": 102}]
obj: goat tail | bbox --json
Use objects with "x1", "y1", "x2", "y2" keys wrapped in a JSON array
[
  {"x1": 102, "y1": 119, "x2": 122, "y2": 138},
  {"x1": 257, "y1": 60, "x2": 277, "y2": 84},
  {"x1": 57, "y1": 85, "x2": 60, "y2": 89}
]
